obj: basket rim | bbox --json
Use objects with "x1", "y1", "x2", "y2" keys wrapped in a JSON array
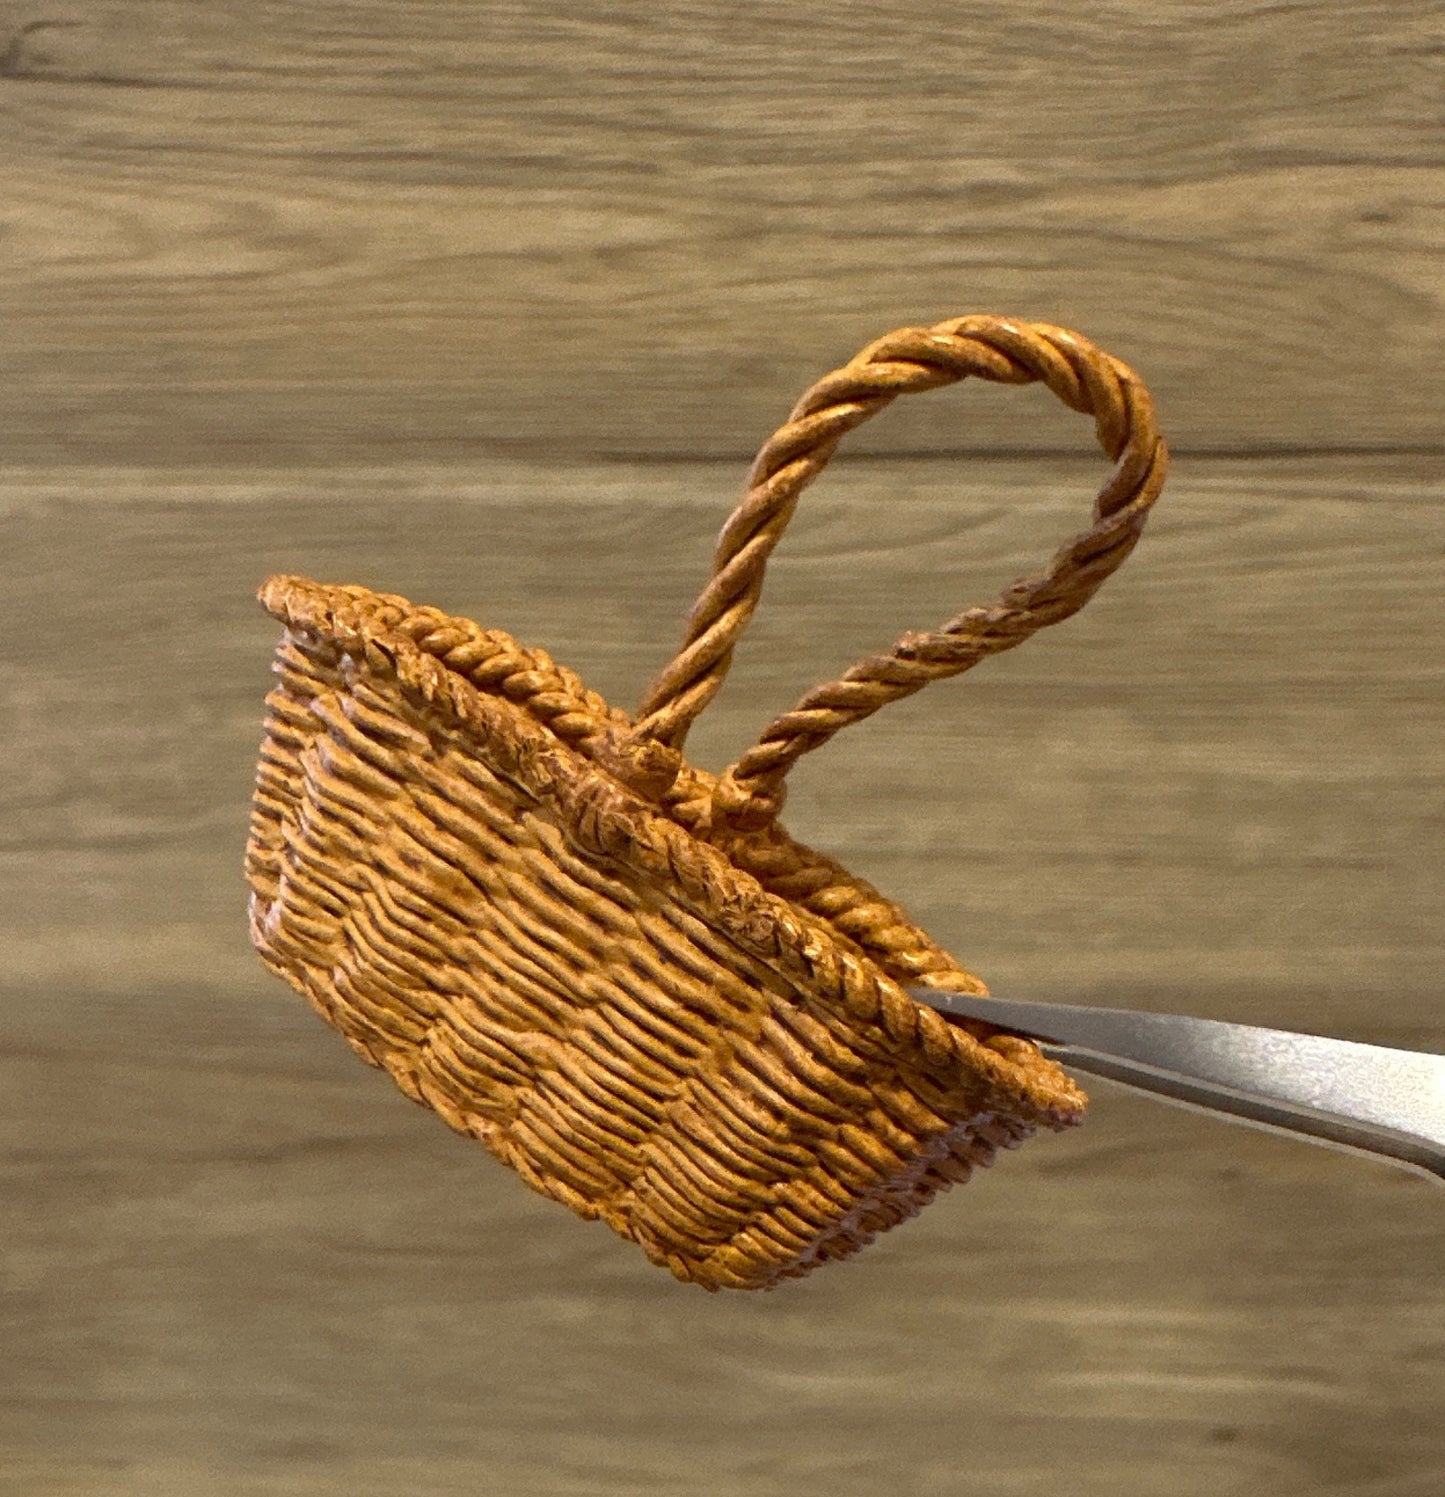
[{"x1": 254, "y1": 571, "x2": 1085, "y2": 1130}]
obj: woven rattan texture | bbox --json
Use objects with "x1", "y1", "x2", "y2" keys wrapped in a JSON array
[
  {"x1": 248, "y1": 582, "x2": 1083, "y2": 1289},
  {"x1": 247, "y1": 316, "x2": 1166, "y2": 1289}
]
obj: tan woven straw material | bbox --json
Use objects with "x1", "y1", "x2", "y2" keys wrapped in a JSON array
[{"x1": 247, "y1": 315, "x2": 1169, "y2": 1290}]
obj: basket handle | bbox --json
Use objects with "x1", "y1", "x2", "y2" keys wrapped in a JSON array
[{"x1": 631, "y1": 315, "x2": 1169, "y2": 830}]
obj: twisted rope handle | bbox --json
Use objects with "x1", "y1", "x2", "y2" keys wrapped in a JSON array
[{"x1": 632, "y1": 315, "x2": 1169, "y2": 829}]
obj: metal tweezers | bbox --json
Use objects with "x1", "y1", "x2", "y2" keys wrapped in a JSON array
[{"x1": 909, "y1": 988, "x2": 1445, "y2": 1184}]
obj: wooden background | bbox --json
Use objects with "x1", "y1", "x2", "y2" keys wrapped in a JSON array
[{"x1": 2, "y1": 3, "x2": 1442, "y2": 1494}]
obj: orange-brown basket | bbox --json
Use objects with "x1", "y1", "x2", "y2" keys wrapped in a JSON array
[{"x1": 246, "y1": 315, "x2": 1168, "y2": 1290}]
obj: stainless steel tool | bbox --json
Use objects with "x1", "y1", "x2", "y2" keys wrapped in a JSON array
[{"x1": 909, "y1": 988, "x2": 1445, "y2": 1184}]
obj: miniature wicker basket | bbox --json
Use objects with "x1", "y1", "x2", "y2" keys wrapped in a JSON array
[{"x1": 247, "y1": 315, "x2": 1168, "y2": 1290}]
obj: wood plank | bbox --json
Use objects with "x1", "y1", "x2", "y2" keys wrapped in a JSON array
[
  {"x1": 2, "y1": 1, "x2": 1442, "y2": 462},
  {"x1": 2, "y1": 454, "x2": 1439, "y2": 1020},
  {"x1": 3, "y1": 994, "x2": 1442, "y2": 1497},
  {"x1": 2, "y1": 472, "x2": 1441, "y2": 1484}
]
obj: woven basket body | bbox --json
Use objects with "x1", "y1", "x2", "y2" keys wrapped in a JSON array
[{"x1": 247, "y1": 316, "x2": 1167, "y2": 1290}]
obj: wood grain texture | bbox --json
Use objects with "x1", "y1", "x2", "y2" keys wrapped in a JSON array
[
  {"x1": 2, "y1": 0, "x2": 1443, "y2": 463},
  {"x1": 2, "y1": 454, "x2": 1442, "y2": 1494},
  {"x1": 4, "y1": 1, "x2": 1443, "y2": 1488}
]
